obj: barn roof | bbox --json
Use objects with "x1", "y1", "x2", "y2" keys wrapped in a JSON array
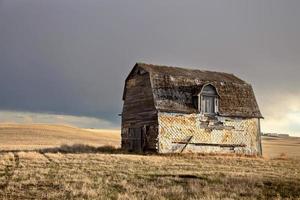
[{"x1": 125, "y1": 63, "x2": 263, "y2": 118}]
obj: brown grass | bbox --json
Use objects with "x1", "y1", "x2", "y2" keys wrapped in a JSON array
[
  {"x1": 0, "y1": 151, "x2": 299, "y2": 199},
  {"x1": 39, "y1": 144, "x2": 124, "y2": 154},
  {"x1": 0, "y1": 124, "x2": 299, "y2": 199}
]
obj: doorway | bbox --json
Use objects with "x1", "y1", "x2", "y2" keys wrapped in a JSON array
[{"x1": 128, "y1": 127, "x2": 142, "y2": 152}]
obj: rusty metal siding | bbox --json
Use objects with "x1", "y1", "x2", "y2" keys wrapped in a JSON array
[{"x1": 158, "y1": 112, "x2": 261, "y2": 155}]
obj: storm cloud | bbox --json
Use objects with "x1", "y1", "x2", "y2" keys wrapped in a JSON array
[{"x1": 0, "y1": 1, "x2": 300, "y2": 135}]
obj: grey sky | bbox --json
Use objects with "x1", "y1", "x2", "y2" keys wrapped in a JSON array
[{"x1": 0, "y1": 1, "x2": 300, "y2": 135}]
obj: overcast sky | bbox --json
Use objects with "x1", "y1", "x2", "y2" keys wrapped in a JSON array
[{"x1": 0, "y1": 0, "x2": 299, "y2": 135}]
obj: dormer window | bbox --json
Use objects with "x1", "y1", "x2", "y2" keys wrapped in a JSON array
[{"x1": 194, "y1": 84, "x2": 219, "y2": 115}]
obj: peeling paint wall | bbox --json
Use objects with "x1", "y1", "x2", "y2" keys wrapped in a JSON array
[{"x1": 158, "y1": 112, "x2": 261, "y2": 155}]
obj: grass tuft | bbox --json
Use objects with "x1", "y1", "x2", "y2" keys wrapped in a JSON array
[{"x1": 39, "y1": 144, "x2": 124, "y2": 154}]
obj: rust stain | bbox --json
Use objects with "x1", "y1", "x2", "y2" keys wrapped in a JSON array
[{"x1": 221, "y1": 130, "x2": 232, "y2": 143}]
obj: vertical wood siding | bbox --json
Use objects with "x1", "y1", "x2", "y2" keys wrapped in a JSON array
[{"x1": 121, "y1": 70, "x2": 158, "y2": 151}]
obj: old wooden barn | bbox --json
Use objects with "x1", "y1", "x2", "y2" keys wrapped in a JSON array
[{"x1": 121, "y1": 63, "x2": 263, "y2": 155}]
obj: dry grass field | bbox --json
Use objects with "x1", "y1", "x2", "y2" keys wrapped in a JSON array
[
  {"x1": 0, "y1": 124, "x2": 299, "y2": 199},
  {"x1": 0, "y1": 151, "x2": 299, "y2": 199},
  {"x1": 262, "y1": 136, "x2": 300, "y2": 159},
  {"x1": 0, "y1": 124, "x2": 120, "y2": 151},
  {"x1": 0, "y1": 124, "x2": 299, "y2": 159}
]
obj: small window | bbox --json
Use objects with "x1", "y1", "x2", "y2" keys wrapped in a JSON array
[
  {"x1": 200, "y1": 84, "x2": 218, "y2": 115},
  {"x1": 203, "y1": 96, "x2": 215, "y2": 113},
  {"x1": 202, "y1": 85, "x2": 217, "y2": 95}
]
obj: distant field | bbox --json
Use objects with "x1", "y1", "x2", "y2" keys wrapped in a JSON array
[
  {"x1": 0, "y1": 124, "x2": 299, "y2": 199},
  {"x1": 262, "y1": 136, "x2": 300, "y2": 159},
  {"x1": 0, "y1": 124, "x2": 120, "y2": 151},
  {"x1": 0, "y1": 124, "x2": 299, "y2": 159}
]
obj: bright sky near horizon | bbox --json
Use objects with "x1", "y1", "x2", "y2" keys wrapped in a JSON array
[{"x1": 0, "y1": 0, "x2": 299, "y2": 136}]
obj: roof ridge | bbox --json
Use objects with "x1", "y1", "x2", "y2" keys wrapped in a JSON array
[
  {"x1": 136, "y1": 62, "x2": 246, "y2": 84},
  {"x1": 137, "y1": 62, "x2": 235, "y2": 75}
]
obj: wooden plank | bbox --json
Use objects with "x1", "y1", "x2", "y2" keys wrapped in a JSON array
[
  {"x1": 172, "y1": 141, "x2": 246, "y2": 148},
  {"x1": 180, "y1": 136, "x2": 193, "y2": 153}
]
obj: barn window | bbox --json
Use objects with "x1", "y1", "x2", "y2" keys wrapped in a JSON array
[{"x1": 200, "y1": 84, "x2": 218, "y2": 115}]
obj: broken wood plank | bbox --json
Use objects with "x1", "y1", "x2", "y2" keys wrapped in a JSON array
[
  {"x1": 172, "y1": 141, "x2": 246, "y2": 148},
  {"x1": 180, "y1": 136, "x2": 193, "y2": 153}
]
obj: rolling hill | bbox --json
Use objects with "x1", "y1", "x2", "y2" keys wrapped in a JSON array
[
  {"x1": 0, "y1": 124, "x2": 120, "y2": 151},
  {"x1": 0, "y1": 123, "x2": 299, "y2": 159}
]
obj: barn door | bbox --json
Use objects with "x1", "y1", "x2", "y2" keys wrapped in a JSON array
[{"x1": 128, "y1": 127, "x2": 142, "y2": 152}]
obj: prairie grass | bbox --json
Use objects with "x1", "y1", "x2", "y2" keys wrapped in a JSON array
[
  {"x1": 39, "y1": 144, "x2": 124, "y2": 154},
  {"x1": 0, "y1": 151, "x2": 299, "y2": 199},
  {"x1": 0, "y1": 125, "x2": 299, "y2": 199}
]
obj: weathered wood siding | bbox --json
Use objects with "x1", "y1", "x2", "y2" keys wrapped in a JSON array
[
  {"x1": 121, "y1": 70, "x2": 158, "y2": 151},
  {"x1": 158, "y1": 112, "x2": 262, "y2": 155},
  {"x1": 121, "y1": 63, "x2": 263, "y2": 154}
]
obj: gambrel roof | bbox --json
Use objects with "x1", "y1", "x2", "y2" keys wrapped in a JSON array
[{"x1": 123, "y1": 63, "x2": 263, "y2": 118}]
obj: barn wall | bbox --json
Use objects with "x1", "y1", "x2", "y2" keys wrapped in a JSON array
[
  {"x1": 157, "y1": 112, "x2": 261, "y2": 155},
  {"x1": 121, "y1": 71, "x2": 158, "y2": 151}
]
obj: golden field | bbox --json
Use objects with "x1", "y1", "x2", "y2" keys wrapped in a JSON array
[
  {"x1": 0, "y1": 124, "x2": 120, "y2": 151},
  {"x1": 262, "y1": 136, "x2": 300, "y2": 159},
  {"x1": 0, "y1": 124, "x2": 299, "y2": 159},
  {"x1": 0, "y1": 124, "x2": 299, "y2": 199}
]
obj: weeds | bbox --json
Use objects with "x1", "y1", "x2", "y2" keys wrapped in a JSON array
[{"x1": 39, "y1": 144, "x2": 124, "y2": 154}]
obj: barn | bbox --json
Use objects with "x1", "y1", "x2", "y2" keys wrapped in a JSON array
[{"x1": 121, "y1": 63, "x2": 263, "y2": 155}]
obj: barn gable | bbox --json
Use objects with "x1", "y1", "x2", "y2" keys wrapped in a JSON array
[
  {"x1": 121, "y1": 65, "x2": 158, "y2": 151},
  {"x1": 122, "y1": 65, "x2": 157, "y2": 127}
]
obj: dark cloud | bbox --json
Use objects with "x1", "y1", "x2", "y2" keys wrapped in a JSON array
[{"x1": 0, "y1": 0, "x2": 299, "y2": 128}]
